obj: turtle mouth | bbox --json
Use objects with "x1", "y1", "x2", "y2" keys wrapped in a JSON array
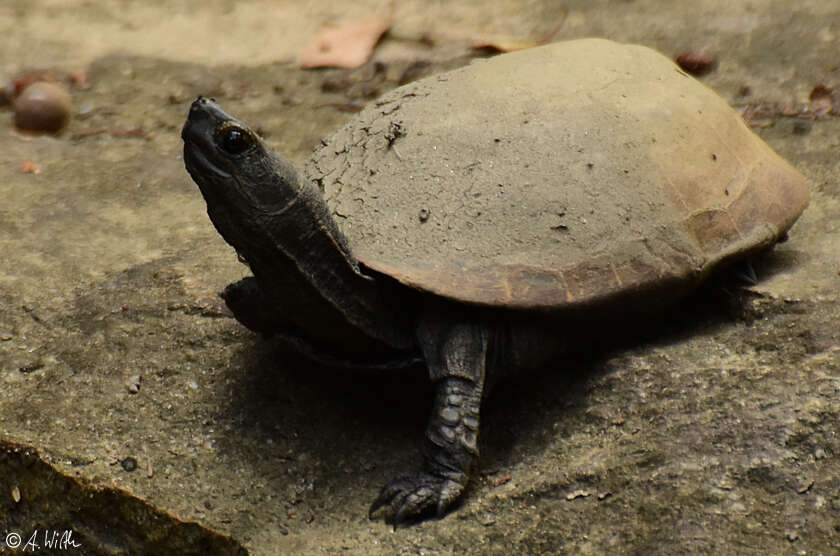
[
  {"x1": 182, "y1": 96, "x2": 236, "y2": 180},
  {"x1": 183, "y1": 142, "x2": 232, "y2": 180}
]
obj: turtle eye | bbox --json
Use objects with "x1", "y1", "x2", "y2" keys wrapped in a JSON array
[{"x1": 215, "y1": 124, "x2": 254, "y2": 156}]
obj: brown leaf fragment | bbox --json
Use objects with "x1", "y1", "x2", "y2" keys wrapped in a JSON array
[
  {"x1": 808, "y1": 84, "x2": 834, "y2": 115},
  {"x1": 20, "y1": 160, "x2": 41, "y2": 174},
  {"x1": 299, "y1": 13, "x2": 392, "y2": 69},
  {"x1": 72, "y1": 127, "x2": 108, "y2": 140},
  {"x1": 472, "y1": 35, "x2": 545, "y2": 54},
  {"x1": 473, "y1": 15, "x2": 566, "y2": 53},
  {"x1": 796, "y1": 479, "x2": 814, "y2": 494},
  {"x1": 7, "y1": 70, "x2": 58, "y2": 99},
  {"x1": 67, "y1": 69, "x2": 91, "y2": 90},
  {"x1": 110, "y1": 126, "x2": 150, "y2": 140},
  {"x1": 810, "y1": 84, "x2": 833, "y2": 100},
  {"x1": 492, "y1": 474, "x2": 512, "y2": 487}
]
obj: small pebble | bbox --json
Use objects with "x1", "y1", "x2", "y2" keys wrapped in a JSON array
[
  {"x1": 477, "y1": 513, "x2": 496, "y2": 526},
  {"x1": 121, "y1": 457, "x2": 138, "y2": 472},
  {"x1": 126, "y1": 374, "x2": 142, "y2": 394},
  {"x1": 566, "y1": 489, "x2": 592, "y2": 500},
  {"x1": 675, "y1": 51, "x2": 716, "y2": 76},
  {"x1": 11, "y1": 485, "x2": 21, "y2": 503},
  {"x1": 14, "y1": 81, "x2": 72, "y2": 133},
  {"x1": 18, "y1": 359, "x2": 44, "y2": 373},
  {"x1": 418, "y1": 208, "x2": 430, "y2": 222}
]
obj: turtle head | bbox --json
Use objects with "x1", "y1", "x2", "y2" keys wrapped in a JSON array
[
  {"x1": 182, "y1": 97, "x2": 301, "y2": 216},
  {"x1": 182, "y1": 96, "x2": 306, "y2": 264},
  {"x1": 181, "y1": 97, "x2": 411, "y2": 353}
]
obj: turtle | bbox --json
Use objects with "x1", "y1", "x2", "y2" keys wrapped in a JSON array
[{"x1": 181, "y1": 38, "x2": 809, "y2": 525}]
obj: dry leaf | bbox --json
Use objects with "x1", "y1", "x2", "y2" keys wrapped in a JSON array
[
  {"x1": 472, "y1": 35, "x2": 544, "y2": 53},
  {"x1": 472, "y1": 16, "x2": 565, "y2": 54},
  {"x1": 299, "y1": 13, "x2": 392, "y2": 69},
  {"x1": 492, "y1": 474, "x2": 512, "y2": 487},
  {"x1": 67, "y1": 69, "x2": 91, "y2": 90},
  {"x1": 809, "y1": 84, "x2": 835, "y2": 115},
  {"x1": 20, "y1": 160, "x2": 41, "y2": 174},
  {"x1": 110, "y1": 126, "x2": 150, "y2": 140}
]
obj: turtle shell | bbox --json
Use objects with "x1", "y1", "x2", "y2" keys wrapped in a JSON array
[{"x1": 306, "y1": 39, "x2": 809, "y2": 310}]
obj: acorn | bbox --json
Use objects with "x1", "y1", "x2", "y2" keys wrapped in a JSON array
[{"x1": 14, "y1": 81, "x2": 71, "y2": 133}]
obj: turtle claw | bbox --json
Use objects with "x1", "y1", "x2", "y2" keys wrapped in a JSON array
[{"x1": 369, "y1": 473, "x2": 464, "y2": 527}]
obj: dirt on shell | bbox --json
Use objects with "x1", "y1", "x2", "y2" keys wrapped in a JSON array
[{"x1": 309, "y1": 39, "x2": 808, "y2": 309}]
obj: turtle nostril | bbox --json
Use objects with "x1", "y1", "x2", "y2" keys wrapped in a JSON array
[{"x1": 190, "y1": 97, "x2": 213, "y2": 116}]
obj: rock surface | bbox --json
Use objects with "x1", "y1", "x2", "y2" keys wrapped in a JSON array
[{"x1": 1, "y1": 1, "x2": 838, "y2": 554}]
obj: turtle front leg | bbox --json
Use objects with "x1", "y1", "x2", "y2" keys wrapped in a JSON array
[
  {"x1": 220, "y1": 276, "x2": 284, "y2": 335},
  {"x1": 370, "y1": 317, "x2": 489, "y2": 526}
]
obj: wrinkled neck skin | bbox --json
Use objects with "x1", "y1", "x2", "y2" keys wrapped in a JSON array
[{"x1": 205, "y1": 159, "x2": 415, "y2": 356}]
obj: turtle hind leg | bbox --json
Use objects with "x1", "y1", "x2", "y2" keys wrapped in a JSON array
[
  {"x1": 369, "y1": 317, "x2": 488, "y2": 526},
  {"x1": 369, "y1": 376, "x2": 481, "y2": 525},
  {"x1": 220, "y1": 276, "x2": 283, "y2": 335}
]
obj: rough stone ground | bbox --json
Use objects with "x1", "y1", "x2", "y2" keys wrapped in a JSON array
[{"x1": 1, "y1": 1, "x2": 838, "y2": 554}]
